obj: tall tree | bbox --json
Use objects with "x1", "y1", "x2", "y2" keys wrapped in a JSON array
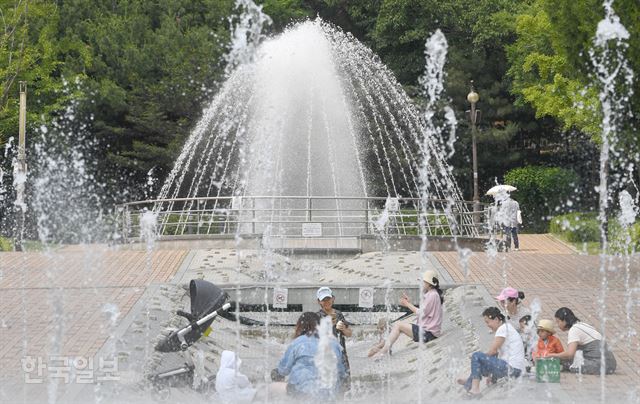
[
  {"x1": 507, "y1": 0, "x2": 639, "y2": 139},
  {"x1": 370, "y1": 0, "x2": 562, "y2": 200},
  {"x1": 0, "y1": 0, "x2": 70, "y2": 146},
  {"x1": 54, "y1": 0, "x2": 235, "y2": 198}
]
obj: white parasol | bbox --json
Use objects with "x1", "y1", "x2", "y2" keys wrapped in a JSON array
[{"x1": 486, "y1": 184, "x2": 517, "y2": 196}]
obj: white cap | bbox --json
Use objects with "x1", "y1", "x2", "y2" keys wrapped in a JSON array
[{"x1": 317, "y1": 286, "x2": 333, "y2": 300}]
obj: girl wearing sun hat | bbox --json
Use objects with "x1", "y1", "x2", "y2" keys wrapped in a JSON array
[{"x1": 371, "y1": 269, "x2": 444, "y2": 360}]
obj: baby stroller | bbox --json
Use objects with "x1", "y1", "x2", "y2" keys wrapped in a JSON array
[{"x1": 150, "y1": 279, "x2": 230, "y2": 399}]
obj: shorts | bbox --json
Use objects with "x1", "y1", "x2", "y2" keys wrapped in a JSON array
[{"x1": 412, "y1": 324, "x2": 437, "y2": 343}]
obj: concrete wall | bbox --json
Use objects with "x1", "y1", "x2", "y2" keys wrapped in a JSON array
[
  {"x1": 220, "y1": 284, "x2": 431, "y2": 313},
  {"x1": 122, "y1": 234, "x2": 487, "y2": 252},
  {"x1": 360, "y1": 234, "x2": 487, "y2": 252},
  {"x1": 122, "y1": 234, "x2": 263, "y2": 250}
]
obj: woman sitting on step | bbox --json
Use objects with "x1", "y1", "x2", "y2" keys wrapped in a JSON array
[
  {"x1": 547, "y1": 307, "x2": 616, "y2": 374},
  {"x1": 458, "y1": 307, "x2": 525, "y2": 398},
  {"x1": 370, "y1": 270, "x2": 443, "y2": 360}
]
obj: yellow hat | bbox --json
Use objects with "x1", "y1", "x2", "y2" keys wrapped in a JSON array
[
  {"x1": 421, "y1": 270, "x2": 439, "y2": 286},
  {"x1": 537, "y1": 319, "x2": 555, "y2": 334}
]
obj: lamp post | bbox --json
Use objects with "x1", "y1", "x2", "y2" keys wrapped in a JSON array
[
  {"x1": 14, "y1": 81, "x2": 27, "y2": 251},
  {"x1": 466, "y1": 81, "x2": 481, "y2": 223}
]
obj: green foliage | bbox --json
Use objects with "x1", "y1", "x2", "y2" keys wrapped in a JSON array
[
  {"x1": 507, "y1": 0, "x2": 640, "y2": 139},
  {"x1": 261, "y1": 0, "x2": 311, "y2": 30},
  {"x1": 0, "y1": 236, "x2": 12, "y2": 251},
  {"x1": 59, "y1": 0, "x2": 235, "y2": 186},
  {"x1": 390, "y1": 210, "x2": 452, "y2": 236},
  {"x1": 160, "y1": 212, "x2": 231, "y2": 236},
  {"x1": 504, "y1": 165, "x2": 579, "y2": 232},
  {"x1": 550, "y1": 212, "x2": 640, "y2": 254},
  {"x1": 506, "y1": 4, "x2": 601, "y2": 136},
  {"x1": 549, "y1": 212, "x2": 599, "y2": 242},
  {"x1": 0, "y1": 1, "x2": 76, "y2": 146},
  {"x1": 1, "y1": 0, "x2": 634, "y2": 223},
  {"x1": 609, "y1": 221, "x2": 640, "y2": 254},
  {"x1": 1, "y1": 0, "x2": 236, "y2": 196},
  {"x1": 369, "y1": 0, "x2": 559, "y2": 201}
]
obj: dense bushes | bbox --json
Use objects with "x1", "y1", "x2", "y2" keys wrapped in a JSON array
[
  {"x1": 609, "y1": 221, "x2": 640, "y2": 253},
  {"x1": 549, "y1": 212, "x2": 599, "y2": 242},
  {"x1": 504, "y1": 166, "x2": 579, "y2": 232},
  {"x1": 550, "y1": 212, "x2": 640, "y2": 253}
]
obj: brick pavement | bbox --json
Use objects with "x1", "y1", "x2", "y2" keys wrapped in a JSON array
[
  {"x1": 1, "y1": 235, "x2": 637, "y2": 402},
  {"x1": 433, "y1": 234, "x2": 640, "y2": 399},
  {"x1": 0, "y1": 248, "x2": 187, "y2": 393}
]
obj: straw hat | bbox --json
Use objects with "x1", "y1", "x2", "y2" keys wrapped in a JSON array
[
  {"x1": 537, "y1": 319, "x2": 555, "y2": 334},
  {"x1": 421, "y1": 270, "x2": 438, "y2": 286}
]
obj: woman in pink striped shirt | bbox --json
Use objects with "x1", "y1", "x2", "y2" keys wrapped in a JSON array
[{"x1": 370, "y1": 270, "x2": 444, "y2": 359}]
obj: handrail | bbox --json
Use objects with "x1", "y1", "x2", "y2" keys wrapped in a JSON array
[
  {"x1": 115, "y1": 195, "x2": 488, "y2": 207},
  {"x1": 114, "y1": 195, "x2": 490, "y2": 242}
]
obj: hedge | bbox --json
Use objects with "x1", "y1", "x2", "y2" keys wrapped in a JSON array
[{"x1": 504, "y1": 166, "x2": 579, "y2": 232}]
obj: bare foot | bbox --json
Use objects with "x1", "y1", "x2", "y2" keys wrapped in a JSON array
[
  {"x1": 456, "y1": 378, "x2": 466, "y2": 385},
  {"x1": 368, "y1": 346, "x2": 382, "y2": 358}
]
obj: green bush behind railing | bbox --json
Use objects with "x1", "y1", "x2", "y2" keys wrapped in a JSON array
[
  {"x1": 376, "y1": 210, "x2": 454, "y2": 236},
  {"x1": 550, "y1": 212, "x2": 639, "y2": 253},
  {"x1": 125, "y1": 212, "x2": 231, "y2": 237}
]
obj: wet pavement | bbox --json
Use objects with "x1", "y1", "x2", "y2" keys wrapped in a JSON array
[{"x1": 0, "y1": 234, "x2": 638, "y2": 403}]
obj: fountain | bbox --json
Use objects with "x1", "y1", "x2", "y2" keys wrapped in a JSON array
[
  {"x1": 136, "y1": 18, "x2": 478, "y2": 244},
  {"x1": 1, "y1": 0, "x2": 638, "y2": 403}
]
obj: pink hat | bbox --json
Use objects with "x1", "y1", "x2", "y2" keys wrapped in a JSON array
[{"x1": 495, "y1": 287, "x2": 519, "y2": 301}]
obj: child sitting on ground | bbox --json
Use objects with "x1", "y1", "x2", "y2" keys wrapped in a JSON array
[
  {"x1": 518, "y1": 315, "x2": 531, "y2": 333},
  {"x1": 532, "y1": 319, "x2": 564, "y2": 361},
  {"x1": 215, "y1": 351, "x2": 257, "y2": 404},
  {"x1": 519, "y1": 315, "x2": 534, "y2": 370}
]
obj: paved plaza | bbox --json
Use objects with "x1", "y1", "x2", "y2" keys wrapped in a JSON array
[
  {"x1": 0, "y1": 234, "x2": 638, "y2": 403},
  {"x1": 435, "y1": 234, "x2": 640, "y2": 400}
]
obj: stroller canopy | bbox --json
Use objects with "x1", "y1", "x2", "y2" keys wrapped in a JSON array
[{"x1": 155, "y1": 280, "x2": 228, "y2": 352}]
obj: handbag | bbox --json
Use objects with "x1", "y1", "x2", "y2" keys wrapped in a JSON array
[{"x1": 517, "y1": 210, "x2": 523, "y2": 225}]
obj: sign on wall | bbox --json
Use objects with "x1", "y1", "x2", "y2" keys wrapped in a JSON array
[
  {"x1": 358, "y1": 287, "x2": 374, "y2": 308},
  {"x1": 273, "y1": 287, "x2": 288, "y2": 309},
  {"x1": 302, "y1": 222, "x2": 322, "y2": 237}
]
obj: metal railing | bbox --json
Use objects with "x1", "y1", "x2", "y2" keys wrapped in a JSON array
[{"x1": 114, "y1": 196, "x2": 490, "y2": 242}]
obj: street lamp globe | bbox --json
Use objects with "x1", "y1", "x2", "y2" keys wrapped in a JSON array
[{"x1": 467, "y1": 90, "x2": 479, "y2": 104}]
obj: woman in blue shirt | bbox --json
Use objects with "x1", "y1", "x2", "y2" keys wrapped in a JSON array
[{"x1": 270, "y1": 312, "x2": 346, "y2": 399}]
